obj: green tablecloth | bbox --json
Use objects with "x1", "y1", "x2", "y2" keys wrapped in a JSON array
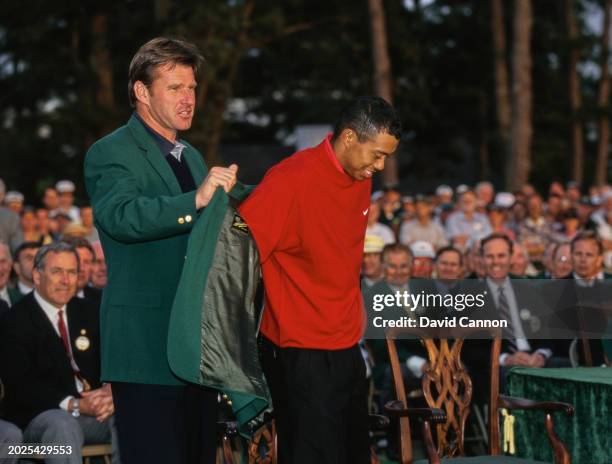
[{"x1": 506, "y1": 367, "x2": 612, "y2": 464}]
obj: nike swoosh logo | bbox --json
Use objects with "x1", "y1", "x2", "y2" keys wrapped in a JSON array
[{"x1": 363, "y1": 209, "x2": 369, "y2": 216}]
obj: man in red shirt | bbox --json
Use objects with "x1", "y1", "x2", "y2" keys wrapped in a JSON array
[{"x1": 239, "y1": 97, "x2": 401, "y2": 463}]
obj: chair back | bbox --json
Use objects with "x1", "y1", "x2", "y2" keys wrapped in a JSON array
[{"x1": 386, "y1": 326, "x2": 502, "y2": 463}]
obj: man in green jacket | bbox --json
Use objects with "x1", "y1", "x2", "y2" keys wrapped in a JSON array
[{"x1": 84, "y1": 37, "x2": 238, "y2": 464}]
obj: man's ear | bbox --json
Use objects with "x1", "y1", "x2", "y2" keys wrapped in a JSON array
[
  {"x1": 134, "y1": 81, "x2": 150, "y2": 106},
  {"x1": 32, "y1": 268, "x2": 41, "y2": 288}
]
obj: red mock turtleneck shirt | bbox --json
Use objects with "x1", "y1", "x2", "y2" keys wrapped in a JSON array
[{"x1": 239, "y1": 135, "x2": 371, "y2": 349}]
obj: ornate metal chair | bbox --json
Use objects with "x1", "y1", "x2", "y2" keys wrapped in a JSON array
[{"x1": 384, "y1": 327, "x2": 574, "y2": 464}]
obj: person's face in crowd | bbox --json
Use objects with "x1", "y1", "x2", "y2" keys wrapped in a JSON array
[
  {"x1": 567, "y1": 186, "x2": 581, "y2": 204},
  {"x1": 488, "y1": 208, "x2": 505, "y2": 229},
  {"x1": 33, "y1": 251, "x2": 78, "y2": 309},
  {"x1": 7, "y1": 200, "x2": 23, "y2": 214},
  {"x1": 384, "y1": 251, "x2": 411, "y2": 287},
  {"x1": 435, "y1": 250, "x2": 462, "y2": 281},
  {"x1": 14, "y1": 246, "x2": 39, "y2": 286},
  {"x1": 135, "y1": 63, "x2": 197, "y2": 141},
  {"x1": 58, "y1": 191, "x2": 74, "y2": 209},
  {"x1": 382, "y1": 190, "x2": 401, "y2": 215},
  {"x1": 546, "y1": 196, "x2": 561, "y2": 219},
  {"x1": 412, "y1": 257, "x2": 434, "y2": 278},
  {"x1": 20, "y1": 210, "x2": 38, "y2": 232},
  {"x1": 91, "y1": 253, "x2": 107, "y2": 289},
  {"x1": 0, "y1": 244, "x2": 12, "y2": 290},
  {"x1": 467, "y1": 246, "x2": 485, "y2": 278},
  {"x1": 43, "y1": 188, "x2": 59, "y2": 210},
  {"x1": 482, "y1": 238, "x2": 512, "y2": 282},
  {"x1": 36, "y1": 208, "x2": 50, "y2": 233},
  {"x1": 336, "y1": 129, "x2": 399, "y2": 181},
  {"x1": 552, "y1": 244, "x2": 573, "y2": 279},
  {"x1": 563, "y1": 217, "x2": 580, "y2": 235},
  {"x1": 549, "y1": 182, "x2": 565, "y2": 198},
  {"x1": 362, "y1": 252, "x2": 383, "y2": 279},
  {"x1": 415, "y1": 200, "x2": 431, "y2": 221},
  {"x1": 460, "y1": 191, "x2": 477, "y2": 215},
  {"x1": 576, "y1": 203, "x2": 592, "y2": 223},
  {"x1": 75, "y1": 246, "x2": 95, "y2": 291},
  {"x1": 368, "y1": 201, "x2": 381, "y2": 225},
  {"x1": 521, "y1": 184, "x2": 536, "y2": 197},
  {"x1": 476, "y1": 184, "x2": 494, "y2": 206},
  {"x1": 572, "y1": 239, "x2": 603, "y2": 279},
  {"x1": 80, "y1": 206, "x2": 94, "y2": 228},
  {"x1": 527, "y1": 195, "x2": 543, "y2": 219},
  {"x1": 510, "y1": 243, "x2": 529, "y2": 276},
  {"x1": 402, "y1": 199, "x2": 415, "y2": 219},
  {"x1": 55, "y1": 215, "x2": 71, "y2": 234},
  {"x1": 511, "y1": 201, "x2": 527, "y2": 223}
]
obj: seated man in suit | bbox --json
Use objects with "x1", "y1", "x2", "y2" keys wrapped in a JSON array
[
  {"x1": 0, "y1": 242, "x2": 119, "y2": 464},
  {"x1": 363, "y1": 243, "x2": 427, "y2": 399},
  {"x1": 479, "y1": 233, "x2": 557, "y2": 370},
  {"x1": 548, "y1": 231, "x2": 612, "y2": 365},
  {"x1": 11, "y1": 241, "x2": 41, "y2": 301}
]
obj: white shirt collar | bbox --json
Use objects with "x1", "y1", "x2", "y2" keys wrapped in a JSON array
[
  {"x1": 33, "y1": 290, "x2": 68, "y2": 337},
  {"x1": 573, "y1": 271, "x2": 604, "y2": 287},
  {"x1": 17, "y1": 281, "x2": 33, "y2": 295},
  {"x1": 170, "y1": 141, "x2": 186, "y2": 161},
  {"x1": 0, "y1": 287, "x2": 9, "y2": 306}
]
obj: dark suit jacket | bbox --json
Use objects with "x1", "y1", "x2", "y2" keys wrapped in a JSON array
[
  {"x1": 0, "y1": 293, "x2": 101, "y2": 428},
  {"x1": 545, "y1": 276, "x2": 612, "y2": 366},
  {"x1": 83, "y1": 286, "x2": 102, "y2": 305},
  {"x1": 477, "y1": 278, "x2": 552, "y2": 356}
]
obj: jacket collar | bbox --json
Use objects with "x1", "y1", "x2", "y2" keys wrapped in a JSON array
[{"x1": 127, "y1": 114, "x2": 205, "y2": 194}]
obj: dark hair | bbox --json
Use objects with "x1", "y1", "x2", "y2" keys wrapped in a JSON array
[
  {"x1": 34, "y1": 242, "x2": 80, "y2": 272},
  {"x1": 62, "y1": 237, "x2": 96, "y2": 262},
  {"x1": 480, "y1": 233, "x2": 513, "y2": 256},
  {"x1": 382, "y1": 243, "x2": 413, "y2": 265},
  {"x1": 435, "y1": 246, "x2": 463, "y2": 266},
  {"x1": 570, "y1": 231, "x2": 603, "y2": 256},
  {"x1": 128, "y1": 37, "x2": 205, "y2": 107},
  {"x1": 13, "y1": 241, "x2": 41, "y2": 261},
  {"x1": 331, "y1": 96, "x2": 402, "y2": 143}
]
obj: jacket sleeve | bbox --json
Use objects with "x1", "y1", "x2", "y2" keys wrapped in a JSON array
[{"x1": 84, "y1": 141, "x2": 199, "y2": 244}]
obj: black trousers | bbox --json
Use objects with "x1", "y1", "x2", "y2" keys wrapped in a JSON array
[
  {"x1": 111, "y1": 382, "x2": 219, "y2": 464},
  {"x1": 259, "y1": 337, "x2": 370, "y2": 464}
]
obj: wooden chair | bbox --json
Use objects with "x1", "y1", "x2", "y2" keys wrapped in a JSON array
[{"x1": 384, "y1": 327, "x2": 574, "y2": 464}]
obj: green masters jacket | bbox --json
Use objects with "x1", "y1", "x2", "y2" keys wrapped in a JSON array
[
  {"x1": 168, "y1": 186, "x2": 270, "y2": 432},
  {"x1": 85, "y1": 114, "x2": 268, "y2": 431}
]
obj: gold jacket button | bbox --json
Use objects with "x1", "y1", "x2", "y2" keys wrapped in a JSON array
[
  {"x1": 185, "y1": 215, "x2": 192, "y2": 223},
  {"x1": 178, "y1": 217, "x2": 185, "y2": 224}
]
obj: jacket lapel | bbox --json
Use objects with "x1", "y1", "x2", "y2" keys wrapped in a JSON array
[
  {"x1": 181, "y1": 144, "x2": 207, "y2": 185},
  {"x1": 28, "y1": 295, "x2": 72, "y2": 369},
  {"x1": 127, "y1": 115, "x2": 182, "y2": 196}
]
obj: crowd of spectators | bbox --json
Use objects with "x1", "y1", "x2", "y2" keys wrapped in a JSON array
[{"x1": 363, "y1": 180, "x2": 612, "y2": 280}]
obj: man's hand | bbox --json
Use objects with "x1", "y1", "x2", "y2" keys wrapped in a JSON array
[
  {"x1": 505, "y1": 351, "x2": 532, "y2": 366},
  {"x1": 195, "y1": 164, "x2": 239, "y2": 209},
  {"x1": 528, "y1": 352, "x2": 546, "y2": 368},
  {"x1": 80, "y1": 384, "x2": 115, "y2": 422}
]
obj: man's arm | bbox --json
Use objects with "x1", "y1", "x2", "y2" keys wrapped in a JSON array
[{"x1": 85, "y1": 143, "x2": 237, "y2": 244}]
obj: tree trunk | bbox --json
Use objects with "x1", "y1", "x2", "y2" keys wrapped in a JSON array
[
  {"x1": 367, "y1": 0, "x2": 398, "y2": 187},
  {"x1": 509, "y1": 0, "x2": 533, "y2": 191},
  {"x1": 492, "y1": 0, "x2": 511, "y2": 143},
  {"x1": 90, "y1": 13, "x2": 114, "y2": 113},
  {"x1": 479, "y1": 93, "x2": 490, "y2": 180},
  {"x1": 567, "y1": 0, "x2": 585, "y2": 184},
  {"x1": 596, "y1": 0, "x2": 612, "y2": 186},
  {"x1": 203, "y1": 1, "x2": 254, "y2": 166}
]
